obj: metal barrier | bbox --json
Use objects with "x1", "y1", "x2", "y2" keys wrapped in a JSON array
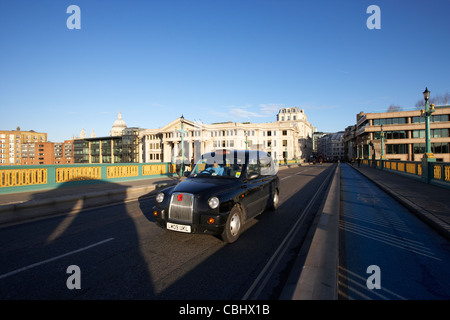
[
  {"x1": 0, "y1": 162, "x2": 177, "y2": 194},
  {"x1": 0, "y1": 168, "x2": 48, "y2": 187},
  {"x1": 361, "y1": 159, "x2": 450, "y2": 188},
  {"x1": 56, "y1": 167, "x2": 101, "y2": 183}
]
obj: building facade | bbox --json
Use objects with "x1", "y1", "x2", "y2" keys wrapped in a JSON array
[
  {"x1": 20, "y1": 140, "x2": 74, "y2": 165},
  {"x1": 0, "y1": 128, "x2": 47, "y2": 165},
  {"x1": 73, "y1": 113, "x2": 141, "y2": 164},
  {"x1": 345, "y1": 106, "x2": 450, "y2": 162},
  {"x1": 317, "y1": 131, "x2": 345, "y2": 161},
  {"x1": 141, "y1": 107, "x2": 314, "y2": 165}
]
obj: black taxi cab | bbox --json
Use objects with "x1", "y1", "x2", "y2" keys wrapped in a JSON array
[{"x1": 152, "y1": 149, "x2": 279, "y2": 243}]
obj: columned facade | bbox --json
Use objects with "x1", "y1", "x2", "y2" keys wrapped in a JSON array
[{"x1": 140, "y1": 107, "x2": 314, "y2": 164}]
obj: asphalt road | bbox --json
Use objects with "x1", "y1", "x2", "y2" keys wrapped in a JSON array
[{"x1": 0, "y1": 163, "x2": 336, "y2": 300}]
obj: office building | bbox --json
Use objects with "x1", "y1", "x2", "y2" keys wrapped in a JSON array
[{"x1": 345, "y1": 105, "x2": 450, "y2": 162}]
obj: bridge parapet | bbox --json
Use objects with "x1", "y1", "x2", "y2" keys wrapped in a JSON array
[
  {"x1": 0, "y1": 163, "x2": 177, "y2": 194},
  {"x1": 361, "y1": 159, "x2": 450, "y2": 189}
]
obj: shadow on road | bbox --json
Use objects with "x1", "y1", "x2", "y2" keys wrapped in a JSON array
[{"x1": 0, "y1": 180, "x2": 155, "y2": 299}]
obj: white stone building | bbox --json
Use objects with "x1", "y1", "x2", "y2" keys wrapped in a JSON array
[{"x1": 140, "y1": 107, "x2": 314, "y2": 164}]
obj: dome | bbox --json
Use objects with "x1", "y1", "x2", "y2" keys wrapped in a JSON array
[{"x1": 110, "y1": 111, "x2": 127, "y2": 136}]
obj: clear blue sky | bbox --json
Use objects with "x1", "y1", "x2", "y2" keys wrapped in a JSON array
[{"x1": 1, "y1": 0, "x2": 449, "y2": 142}]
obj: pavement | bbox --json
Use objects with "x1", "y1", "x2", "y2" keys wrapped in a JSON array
[
  {"x1": 283, "y1": 161, "x2": 450, "y2": 300},
  {"x1": 351, "y1": 163, "x2": 450, "y2": 240}
]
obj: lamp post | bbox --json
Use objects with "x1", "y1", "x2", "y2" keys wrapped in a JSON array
[
  {"x1": 176, "y1": 115, "x2": 188, "y2": 176},
  {"x1": 421, "y1": 87, "x2": 436, "y2": 182},
  {"x1": 421, "y1": 87, "x2": 436, "y2": 159},
  {"x1": 380, "y1": 124, "x2": 385, "y2": 160},
  {"x1": 244, "y1": 130, "x2": 249, "y2": 150}
]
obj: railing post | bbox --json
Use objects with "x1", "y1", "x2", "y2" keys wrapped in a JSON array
[{"x1": 421, "y1": 159, "x2": 433, "y2": 184}]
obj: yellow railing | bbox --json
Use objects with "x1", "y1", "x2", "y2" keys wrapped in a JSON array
[
  {"x1": 445, "y1": 165, "x2": 450, "y2": 182},
  {"x1": 56, "y1": 167, "x2": 101, "y2": 183},
  {"x1": 434, "y1": 165, "x2": 442, "y2": 180},
  {"x1": 142, "y1": 164, "x2": 166, "y2": 176},
  {"x1": 0, "y1": 168, "x2": 47, "y2": 187},
  {"x1": 106, "y1": 165, "x2": 139, "y2": 178},
  {"x1": 1, "y1": 162, "x2": 177, "y2": 192},
  {"x1": 406, "y1": 163, "x2": 416, "y2": 174}
]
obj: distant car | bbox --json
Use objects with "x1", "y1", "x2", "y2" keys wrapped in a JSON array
[{"x1": 152, "y1": 149, "x2": 279, "y2": 243}]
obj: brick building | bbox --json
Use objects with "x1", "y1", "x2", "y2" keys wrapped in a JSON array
[{"x1": 0, "y1": 127, "x2": 47, "y2": 165}]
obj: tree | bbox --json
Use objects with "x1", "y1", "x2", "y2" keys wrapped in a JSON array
[
  {"x1": 387, "y1": 104, "x2": 402, "y2": 112},
  {"x1": 415, "y1": 91, "x2": 450, "y2": 109}
]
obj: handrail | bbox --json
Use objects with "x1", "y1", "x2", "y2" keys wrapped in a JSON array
[
  {"x1": 360, "y1": 159, "x2": 450, "y2": 188},
  {"x1": 0, "y1": 162, "x2": 177, "y2": 194}
]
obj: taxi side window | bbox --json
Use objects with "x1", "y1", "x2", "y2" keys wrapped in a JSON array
[
  {"x1": 246, "y1": 154, "x2": 260, "y2": 179},
  {"x1": 260, "y1": 156, "x2": 274, "y2": 176}
]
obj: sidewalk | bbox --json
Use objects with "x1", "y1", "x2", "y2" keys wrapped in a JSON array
[
  {"x1": 283, "y1": 161, "x2": 450, "y2": 300},
  {"x1": 351, "y1": 164, "x2": 450, "y2": 240}
]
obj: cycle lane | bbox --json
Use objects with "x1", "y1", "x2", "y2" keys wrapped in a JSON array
[{"x1": 339, "y1": 164, "x2": 450, "y2": 300}]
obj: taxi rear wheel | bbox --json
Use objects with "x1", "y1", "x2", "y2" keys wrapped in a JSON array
[{"x1": 221, "y1": 206, "x2": 242, "y2": 243}]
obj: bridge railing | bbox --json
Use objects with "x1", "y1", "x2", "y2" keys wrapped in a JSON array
[
  {"x1": 361, "y1": 159, "x2": 450, "y2": 189},
  {"x1": 0, "y1": 162, "x2": 177, "y2": 194}
]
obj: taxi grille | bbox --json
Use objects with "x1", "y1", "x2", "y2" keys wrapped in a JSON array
[{"x1": 168, "y1": 193, "x2": 194, "y2": 223}]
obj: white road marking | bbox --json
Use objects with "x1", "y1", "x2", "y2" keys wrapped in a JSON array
[{"x1": 0, "y1": 238, "x2": 114, "y2": 280}]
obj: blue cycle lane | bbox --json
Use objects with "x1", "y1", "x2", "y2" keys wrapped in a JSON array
[{"x1": 339, "y1": 163, "x2": 450, "y2": 300}]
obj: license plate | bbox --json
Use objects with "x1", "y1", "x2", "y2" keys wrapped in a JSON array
[{"x1": 167, "y1": 222, "x2": 191, "y2": 233}]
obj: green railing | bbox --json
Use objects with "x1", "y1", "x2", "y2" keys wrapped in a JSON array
[
  {"x1": 0, "y1": 162, "x2": 177, "y2": 194},
  {"x1": 361, "y1": 159, "x2": 450, "y2": 188}
]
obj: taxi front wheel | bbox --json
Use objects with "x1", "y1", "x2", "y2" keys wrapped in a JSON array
[{"x1": 221, "y1": 206, "x2": 242, "y2": 243}]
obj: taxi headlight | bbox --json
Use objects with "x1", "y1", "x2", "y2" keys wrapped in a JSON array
[
  {"x1": 208, "y1": 197, "x2": 219, "y2": 209},
  {"x1": 156, "y1": 192, "x2": 164, "y2": 203}
]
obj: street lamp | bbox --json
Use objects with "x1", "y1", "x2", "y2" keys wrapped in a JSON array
[
  {"x1": 176, "y1": 115, "x2": 188, "y2": 176},
  {"x1": 421, "y1": 87, "x2": 436, "y2": 182},
  {"x1": 380, "y1": 124, "x2": 385, "y2": 160},
  {"x1": 244, "y1": 130, "x2": 249, "y2": 150},
  {"x1": 421, "y1": 87, "x2": 435, "y2": 159}
]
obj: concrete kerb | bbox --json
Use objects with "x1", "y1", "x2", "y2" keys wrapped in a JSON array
[
  {"x1": 0, "y1": 180, "x2": 179, "y2": 226},
  {"x1": 280, "y1": 163, "x2": 340, "y2": 300},
  {"x1": 351, "y1": 166, "x2": 450, "y2": 241}
]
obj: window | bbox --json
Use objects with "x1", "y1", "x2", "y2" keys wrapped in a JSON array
[
  {"x1": 374, "y1": 117, "x2": 406, "y2": 125},
  {"x1": 432, "y1": 115, "x2": 450, "y2": 122},
  {"x1": 414, "y1": 143, "x2": 450, "y2": 154},
  {"x1": 433, "y1": 128, "x2": 449, "y2": 137},
  {"x1": 413, "y1": 129, "x2": 449, "y2": 138},
  {"x1": 374, "y1": 130, "x2": 406, "y2": 140},
  {"x1": 386, "y1": 144, "x2": 407, "y2": 154},
  {"x1": 412, "y1": 116, "x2": 425, "y2": 123},
  {"x1": 282, "y1": 130, "x2": 287, "y2": 136},
  {"x1": 412, "y1": 130, "x2": 425, "y2": 139},
  {"x1": 433, "y1": 142, "x2": 449, "y2": 153}
]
